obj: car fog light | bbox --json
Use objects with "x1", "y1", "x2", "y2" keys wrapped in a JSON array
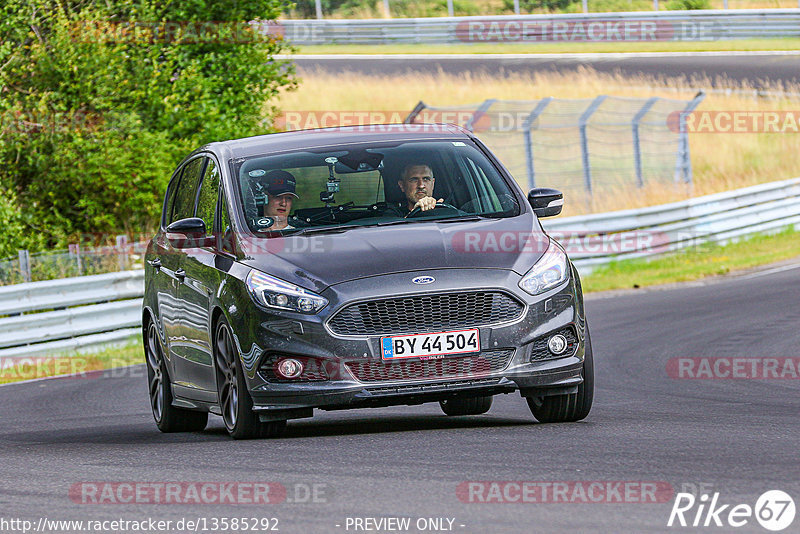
[
  {"x1": 548, "y1": 334, "x2": 568, "y2": 355},
  {"x1": 276, "y1": 358, "x2": 303, "y2": 379}
]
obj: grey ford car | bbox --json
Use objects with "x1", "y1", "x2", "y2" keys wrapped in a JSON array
[{"x1": 143, "y1": 124, "x2": 593, "y2": 439}]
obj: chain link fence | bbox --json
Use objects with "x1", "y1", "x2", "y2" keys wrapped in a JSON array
[
  {"x1": 405, "y1": 92, "x2": 704, "y2": 202},
  {"x1": 0, "y1": 237, "x2": 148, "y2": 286}
]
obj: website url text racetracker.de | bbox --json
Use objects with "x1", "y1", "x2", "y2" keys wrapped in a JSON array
[
  {"x1": 454, "y1": 19, "x2": 716, "y2": 42},
  {"x1": 0, "y1": 517, "x2": 279, "y2": 533}
]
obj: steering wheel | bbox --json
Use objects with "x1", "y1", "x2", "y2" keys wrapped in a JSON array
[{"x1": 405, "y1": 201, "x2": 462, "y2": 218}]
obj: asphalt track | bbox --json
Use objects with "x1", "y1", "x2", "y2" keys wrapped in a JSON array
[
  {"x1": 293, "y1": 52, "x2": 800, "y2": 88},
  {"x1": 1, "y1": 263, "x2": 799, "y2": 533}
]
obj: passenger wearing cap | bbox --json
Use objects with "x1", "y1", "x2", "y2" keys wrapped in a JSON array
[{"x1": 262, "y1": 170, "x2": 299, "y2": 230}]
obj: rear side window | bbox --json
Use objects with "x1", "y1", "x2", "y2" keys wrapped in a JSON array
[
  {"x1": 195, "y1": 158, "x2": 220, "y2": 235},
  {"x1": 171, "y1": 157, "x2": 206, "y2": 223}
]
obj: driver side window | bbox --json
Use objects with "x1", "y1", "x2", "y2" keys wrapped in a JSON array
[
  {"x1": 171, "y1": 158, "x2": 206, "y2": 224},
  {"x1": 217, "y1": 190, "x2": 235, "y2": 255},
  {"x1": 195, "y1": 158, "x2": 219, "y2": 236}
]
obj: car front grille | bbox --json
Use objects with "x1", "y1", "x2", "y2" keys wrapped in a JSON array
[
  {"x1": 529, "y1": 326, "x2": 579, "y2": 362},
  {"x1": 328, "y1": 291, "x2": 524, "y2": 337},
  {"x1": 345, "y1": 348, "x2": 514, "y2": 383}
]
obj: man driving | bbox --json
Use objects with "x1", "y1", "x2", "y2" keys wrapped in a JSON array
[
  {"x1": 262, "y1": 170, "x2": 298, "y2": 230},
  {"x1": 397, "y1": 163, "x2": 444, "y2": 215}
]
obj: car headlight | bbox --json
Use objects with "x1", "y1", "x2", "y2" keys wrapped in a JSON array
[
  {"x1": 246, "y1": 270, "x2": 328, "y2": 314},
  {"x1": 518, "y1": 239, "x2": 569, "y2": 296}
]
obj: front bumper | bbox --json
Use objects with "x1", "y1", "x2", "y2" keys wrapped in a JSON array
[{"x1": 236, "y1": 267, "x2": 586, "y2": 415}]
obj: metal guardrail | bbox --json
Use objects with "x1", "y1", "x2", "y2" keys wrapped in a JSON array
[
  {"x1": 1, "y1": 177, "x2": 797, "y2": 359},
  {"x1": 0, "y1": 271, "x2": 143, "y2": 360},
  {"x1": 542, "y1": 176, "x2": 800, "y2": 272},
  {"x1": 0, "y1": 238, "x2": 147, "y2": 286},
  {"x1": 273, "y1": 10, "x2": 800, "y2": 44}
]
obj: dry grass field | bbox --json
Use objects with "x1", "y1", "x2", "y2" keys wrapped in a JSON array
[{"x1": 275, "y1": 68, "x2": 800, "y2": 216}]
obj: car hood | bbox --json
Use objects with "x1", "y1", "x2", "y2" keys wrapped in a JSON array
[{"x1": 238, "y1": 214, "x2": 549, "y2": 292}]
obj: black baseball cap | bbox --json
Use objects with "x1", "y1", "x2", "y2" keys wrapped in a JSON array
[{"x1": 263, "y1": 170, "x2": 298, "y2": 199}]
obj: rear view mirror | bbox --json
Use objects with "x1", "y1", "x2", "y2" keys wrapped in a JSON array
[
  {"x1": 166, "y1": 217, "x2": 210, "y2": 248},
  {"x1": 528, "y1": 188, "x2": 563, "y2": 218}
]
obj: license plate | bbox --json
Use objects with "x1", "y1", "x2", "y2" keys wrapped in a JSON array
[{"x1": 381, "y1": 329, "x2": 480, "y2": 360}]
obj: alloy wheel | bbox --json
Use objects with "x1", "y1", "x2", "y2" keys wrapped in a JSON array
[
  {"x1": 215, "y1": 323, "x2": 239, "y2": 431},
  {"x1": 145, "y1": 322, "x2": 164, "y2": 422}
]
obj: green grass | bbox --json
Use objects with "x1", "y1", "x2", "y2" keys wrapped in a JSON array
[
  {"x1": 0, "y1": 338, "x2": 143, "y2": 384},
  {"x1": 296, "y1": 39, "x2": 800, "y2": 55},
  {"x1": 582, "y1": 226, "x2": 800, "y2": 292}
]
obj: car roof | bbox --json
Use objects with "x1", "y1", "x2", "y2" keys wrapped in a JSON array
[{"x1": 203, "y1": 123, "x2": 474, "y2": 161}]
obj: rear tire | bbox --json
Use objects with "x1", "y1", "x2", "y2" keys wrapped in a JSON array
[
  {"x1": 527, "y1": 324, "x2": 594, "y2": 423},
  {"x1": 214, "y1": 318, "x2": 286, "y2": 440},
  {"x1": 440, "y1": 395, "x2": 493, "y2": 416},
  {"x1": 145, "y1": 320, "x2": 208, "y2": 433}
]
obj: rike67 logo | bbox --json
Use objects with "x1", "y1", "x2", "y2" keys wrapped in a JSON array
[{"x1": 668, "y1": 490, "x2": 795, "y2": 531}]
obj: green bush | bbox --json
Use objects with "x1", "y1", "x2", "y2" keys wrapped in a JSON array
[
  {"x1": 508, "y1": 0, "x2": 576, "y2": 12},
  {"x1": 289, "y1": 0, "x2": 481, "y2": 18},
  {"x1": 0, "y1": 0, "x2": 295, "y2": 251},
  {"x1": 0, "y1": 188, "x2": 46, "y2": 259},
  {"x1": 666, "y1": 0, "x2": 711, "y2": 9}
]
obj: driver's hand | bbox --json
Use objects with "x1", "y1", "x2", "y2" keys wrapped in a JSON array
[{"x1": 413, "y1": 197, "x2": 444, "y2": 212}]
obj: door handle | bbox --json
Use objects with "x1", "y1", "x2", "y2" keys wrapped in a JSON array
[
  {"x1": 175, "y1": 268, "x2": 186, "y2": 281},
  {"x1": 148, "y1": 258, "x2": 161, "y2": 271}
]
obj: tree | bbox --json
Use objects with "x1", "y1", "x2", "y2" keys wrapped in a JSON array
[{"x1": 0, "y1": 0, "x2": 296, "y2": 249}]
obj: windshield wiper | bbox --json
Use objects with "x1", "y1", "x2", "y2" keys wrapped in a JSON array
[
  {"x1": 432, "y1": 215, "x2": 489, "y2": 223},
  {"x1": 285, "y1": 226, "x2": 354, "y2": 236}
]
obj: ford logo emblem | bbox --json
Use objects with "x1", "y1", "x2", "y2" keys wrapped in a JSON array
[{"x1": 412, "y1": 276, "x2": 435, "y2": 285}]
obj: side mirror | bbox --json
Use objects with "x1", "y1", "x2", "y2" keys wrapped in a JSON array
[
  {"x1": 528, "y1": 188, "x2": 563, "y2": 218},
  {"x1": 166, "y1": 217, "x2": 209, "y2": 248}
]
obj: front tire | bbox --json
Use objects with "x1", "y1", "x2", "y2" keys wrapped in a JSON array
[
  {"x1": 527, "y1": 324, "x2": 594, "y2": 423},
  {"x1": 145, "y1": 320, "x2": 208, "y2": 433},
  {"x1": 440, "y1": 396, "x2": 493, "y2": 416},
  {"x1": 214, "y1": 318, "x2": 286, "y2": 439}
]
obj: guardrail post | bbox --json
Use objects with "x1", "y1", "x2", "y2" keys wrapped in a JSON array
[
  {"x1": 632, "y1": 97, "x2": 659, "y2": 188},
  {"x1": 69, "y1": 244, "x2": 83, "y2": 276},
  {"x1": 513, "y1": 0, "x2": 520, "y2": 14},
  {"x1": 315, "y1": 0, "x2": 323, "y2": 19},
  {"x1": 404, "y1": 101, "x2": 427, "y2": 124},
  {"x1": 583, "y1": 0, "x2": 588, "y2": 12},
  {"x1": 18, "y1": 250, "x2": 31, "y2": 283},
  {"x1": 465, "y1": 99, "x2": 496, "y2": 132},
  {"x1": 653, "y1": 0, "x2": 659, "y2": 9},
  {"x1": 116, "y1": 235, "x2": 128, "y2": 271},
  {"x1": 579, "y1": 95, "x2": 607, "y2": 195},
  {"x1": 522, "y1": 97, "x2": 553, "y2": 190},
  {"x1": 447, "y1": 0, "x2": 454, "y2": 16},
  {"x1": 383, "y1": 0, "x2": 391, "y2": 18},
  {"x1": 674, "y1": 91, "x2": 706, "y2": 184}
]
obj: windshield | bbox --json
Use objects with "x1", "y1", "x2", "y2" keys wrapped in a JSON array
[{"x1": 231, "y1": 139, "x2": 520, "y2": 235}]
